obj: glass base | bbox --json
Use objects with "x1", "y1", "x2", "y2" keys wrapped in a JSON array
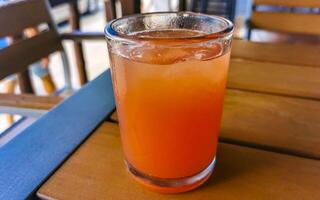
[{"x1": 125, "y1": 157, "x2": 216, "y2": 194}]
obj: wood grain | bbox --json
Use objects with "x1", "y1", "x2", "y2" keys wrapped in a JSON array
[
  {"x1": 0, "y1": 0, "x2": 52, "y2": 38},
  {"x1": 0, "y1": 71, "x2": 115, "y2": 200},
  {"x1": 0, "y1": 93, "x2": 62, "y2": 110},
  {"x1": 251, "y1": 12, "x2": 320, "y2": 35},
  {"x1": 0, "y1": 30, "x2": 62, "y2": 80},
  {"x1": 254, "y1": 0, "x2": 320, "y2": 8},
  {"x1": 109, "y1": 89, "x2": 320, "y2": 159},
  {"x1": 228, "y1": 59, "x2": 320, "y2": 99},
  {"x1": 110, "y1": 57, "x2": 320, "y2": 121},
  {"x1": 221, "y1": 89, "x2": 320, "y2": 159},
  {"x1": 37, "y1": 122, "x2": 320, "y2": 200},
  {"x1": 231, "y1": 40, "x2": 320, "y2": 67}
]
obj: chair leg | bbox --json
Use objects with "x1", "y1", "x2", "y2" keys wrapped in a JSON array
[
  {"x1": 69, "y1": 1, "x2": 88, "y2": 85},
  {"x1": 104, "y1": 0, "x2": 116, "y2": 21},
  {"x1": 73, "y1": 42, "x2": 88, "y2": 85},
  {"x1": 40, "y1": 74, "x2": 56, "y2": 95},
  {"x1": 60, "y1": 50, "x2": 73, "y2": 92},
  {"x1": 179, "y1": 0, "x2": 186, "y2": 11},
  {"x1": 17, "y1": 70, "x2": 34, "y2": 94}
]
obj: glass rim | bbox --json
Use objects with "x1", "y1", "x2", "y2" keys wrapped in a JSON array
[{"x1": 104, "y1": 11, "x2": 234, "y2": 44}]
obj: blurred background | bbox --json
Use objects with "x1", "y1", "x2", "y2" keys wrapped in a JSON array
[{"x1": 0, "y1": 0, "x2": 319, "y2": 137}]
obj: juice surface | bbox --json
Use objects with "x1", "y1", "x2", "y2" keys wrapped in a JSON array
[{"x1": 110, "y1": 30, "x2": 230, "y2": 179}]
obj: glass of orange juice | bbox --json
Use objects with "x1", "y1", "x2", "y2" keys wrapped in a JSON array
[{"x1": 105, "y1": 12, "x2": 233, "y2": 193}]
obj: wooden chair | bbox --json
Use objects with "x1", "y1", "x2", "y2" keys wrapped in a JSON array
[
  {"x1": 0, "y1": 0, "x2": 105, "y2": 118},
  {"x1": 248, "y1": 0, "x2": 320, "y2": 39},
  {"x1": 49, "y1": 0, "x2": 88, "y2": 85}
]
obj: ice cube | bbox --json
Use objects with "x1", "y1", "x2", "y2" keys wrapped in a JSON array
[{"x1": 129, "y1": 42, "x2": 223, "y2": 65}]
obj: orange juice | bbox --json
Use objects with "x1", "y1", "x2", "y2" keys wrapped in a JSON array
[{"x1": 110, "y1": 30, "x2": 230, "y2": 182}]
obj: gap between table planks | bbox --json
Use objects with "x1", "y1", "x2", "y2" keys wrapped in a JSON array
[
  {"x1": 38, "y1": 40, "x2": 320, "y2": 199},
  {"x1": 110, "y1": 88, "x2": 320, "y2": 160},
  {"x1": 109, "y1": 45, "x2": 320, "y2": 159},
  {"x1": 37, "y1": 122, "x2": 320, "y2": 200},
  {"x1": 231, "y1": 40, "x2": 320, "y2": 68},
  {"x1": 228, "y1": 59, "x2": 320, "y2": 100}
]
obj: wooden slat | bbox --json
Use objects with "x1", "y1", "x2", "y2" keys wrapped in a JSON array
[
  {"x1": 228, "y1": 59, "x2": 320, "y2": 99},
  {"x1": 119, "y1": 0, "x2": 140, "y2": 16},
  {"x1": 0, "y1": 30, "x2": 62, "y2": 80},
  {"x1": 179, "y1": 0, "x2": 186, "y2": 11},
  {"x1": 0, "y1": 0, "x2": 52, "y2": 38},
  {"x1": 0, "y1": 71, "x2": 115, "y2": 200},
  {"x1": 104, "y1": 0, "x2": 116, "y2": 21},
  {"x1": 61, "y1": 32, "x2": 105, "y2": 41},
  {"x1": 120, "y1": 0, "x2": 135, "y2": 16},
  {"x1": 221, "y1": 89, "x2": 320, "y2": 159},
  {"x1": 254, "y1": 0, "x2": 320, "y2": 8},
  {"x1": 69, "y1": 0, "x2": 88, "y2": 85},
  {"x1": 37, "y1": 122, "x2": 320, "y2": 200},
  {"x1": 231, "y1": 40, "x2": 320, "y2": 67},
  {"x1": 104, "y1": 0, "x2": 117, "y2": 20},
  {"x1": 0, "y1": 93, "x2": 62, "y2": 110},
  {"x1": 17, "y1": 70, "x2": 34, "y2": 94},
  {"x1": 251, "y1": 12, "x2": 320, "y2": 35},
  {"x1": 109, "y1": 88, "x2": 320, "y2": 159}
]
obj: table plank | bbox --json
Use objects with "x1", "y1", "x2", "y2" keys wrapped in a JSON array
[
  {"x1": 228, "y1": 59, "x2": 320, "y2": 99},
  {"x1": 231, "y1": 40, "x2": 320, "y2": 67},
  {"x1": 0, "y1": 71, "x2": 115, "y2": 200},
  {"x1": 254, "y1": 0, "x2": 320, "y2": 8},
  {"x1": 251, "y1": 12, "x2": 320, "y2": 36},
  {"x1": 38, "y1": 122, "x2": 320, "y2": 200},
  {"x1": 221, "y1": 89, "x2": 320, "y2": 159},
  {"x1": 110, "y1": 89, "x2": 320, "y2": 159}
]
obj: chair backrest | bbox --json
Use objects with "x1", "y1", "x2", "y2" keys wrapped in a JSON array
[
  {"x1": 0, "y1": 0, "x2": 63, "y2": 80},
  {"x1": 48, "y1": 0, "x2": 80, "y2": 30},
  {"x1": 48, "y1": 0, "x2": 89, "y2": 85},
  {"x1": 104, "y1": 0, "x2": 140, "y2": 21},
  {"x1": 251, "y1": 0, "x2": 320, "y2": 35}
]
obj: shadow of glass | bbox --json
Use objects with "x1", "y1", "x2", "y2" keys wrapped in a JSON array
[{"x1": 202, "y1": 143, "x2": 269, "y2": 188}]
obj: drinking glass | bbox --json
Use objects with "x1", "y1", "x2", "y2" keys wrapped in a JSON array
[{"x1": 105, "y1": 12, "x2": 233, "y2": 193}]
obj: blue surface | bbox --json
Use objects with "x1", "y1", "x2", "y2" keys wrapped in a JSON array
[
  {"x1": 0, "y1": 70, "x2": 115, "y2": 200},
  {"x1": 0, "y1": 117, "x2": 27, "y2": 138},
  {"x1": 0, "y1": 38, "x2": 7, "y2": 50}
]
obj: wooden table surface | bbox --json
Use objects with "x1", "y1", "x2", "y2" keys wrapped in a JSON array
[
  {"x1": 38, "y1": 123, "x2": 320, "y2": 200},
  {"x1": 37, "y1": 40, "x2": 320, "y2": 199}
]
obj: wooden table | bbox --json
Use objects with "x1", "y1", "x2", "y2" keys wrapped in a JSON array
[
  {"x1": 38, "y1": 122, "x2": 320, "y2": 200},
  {"x1": 1, "y1": 40, "x2": 320, "y2": 199}
]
